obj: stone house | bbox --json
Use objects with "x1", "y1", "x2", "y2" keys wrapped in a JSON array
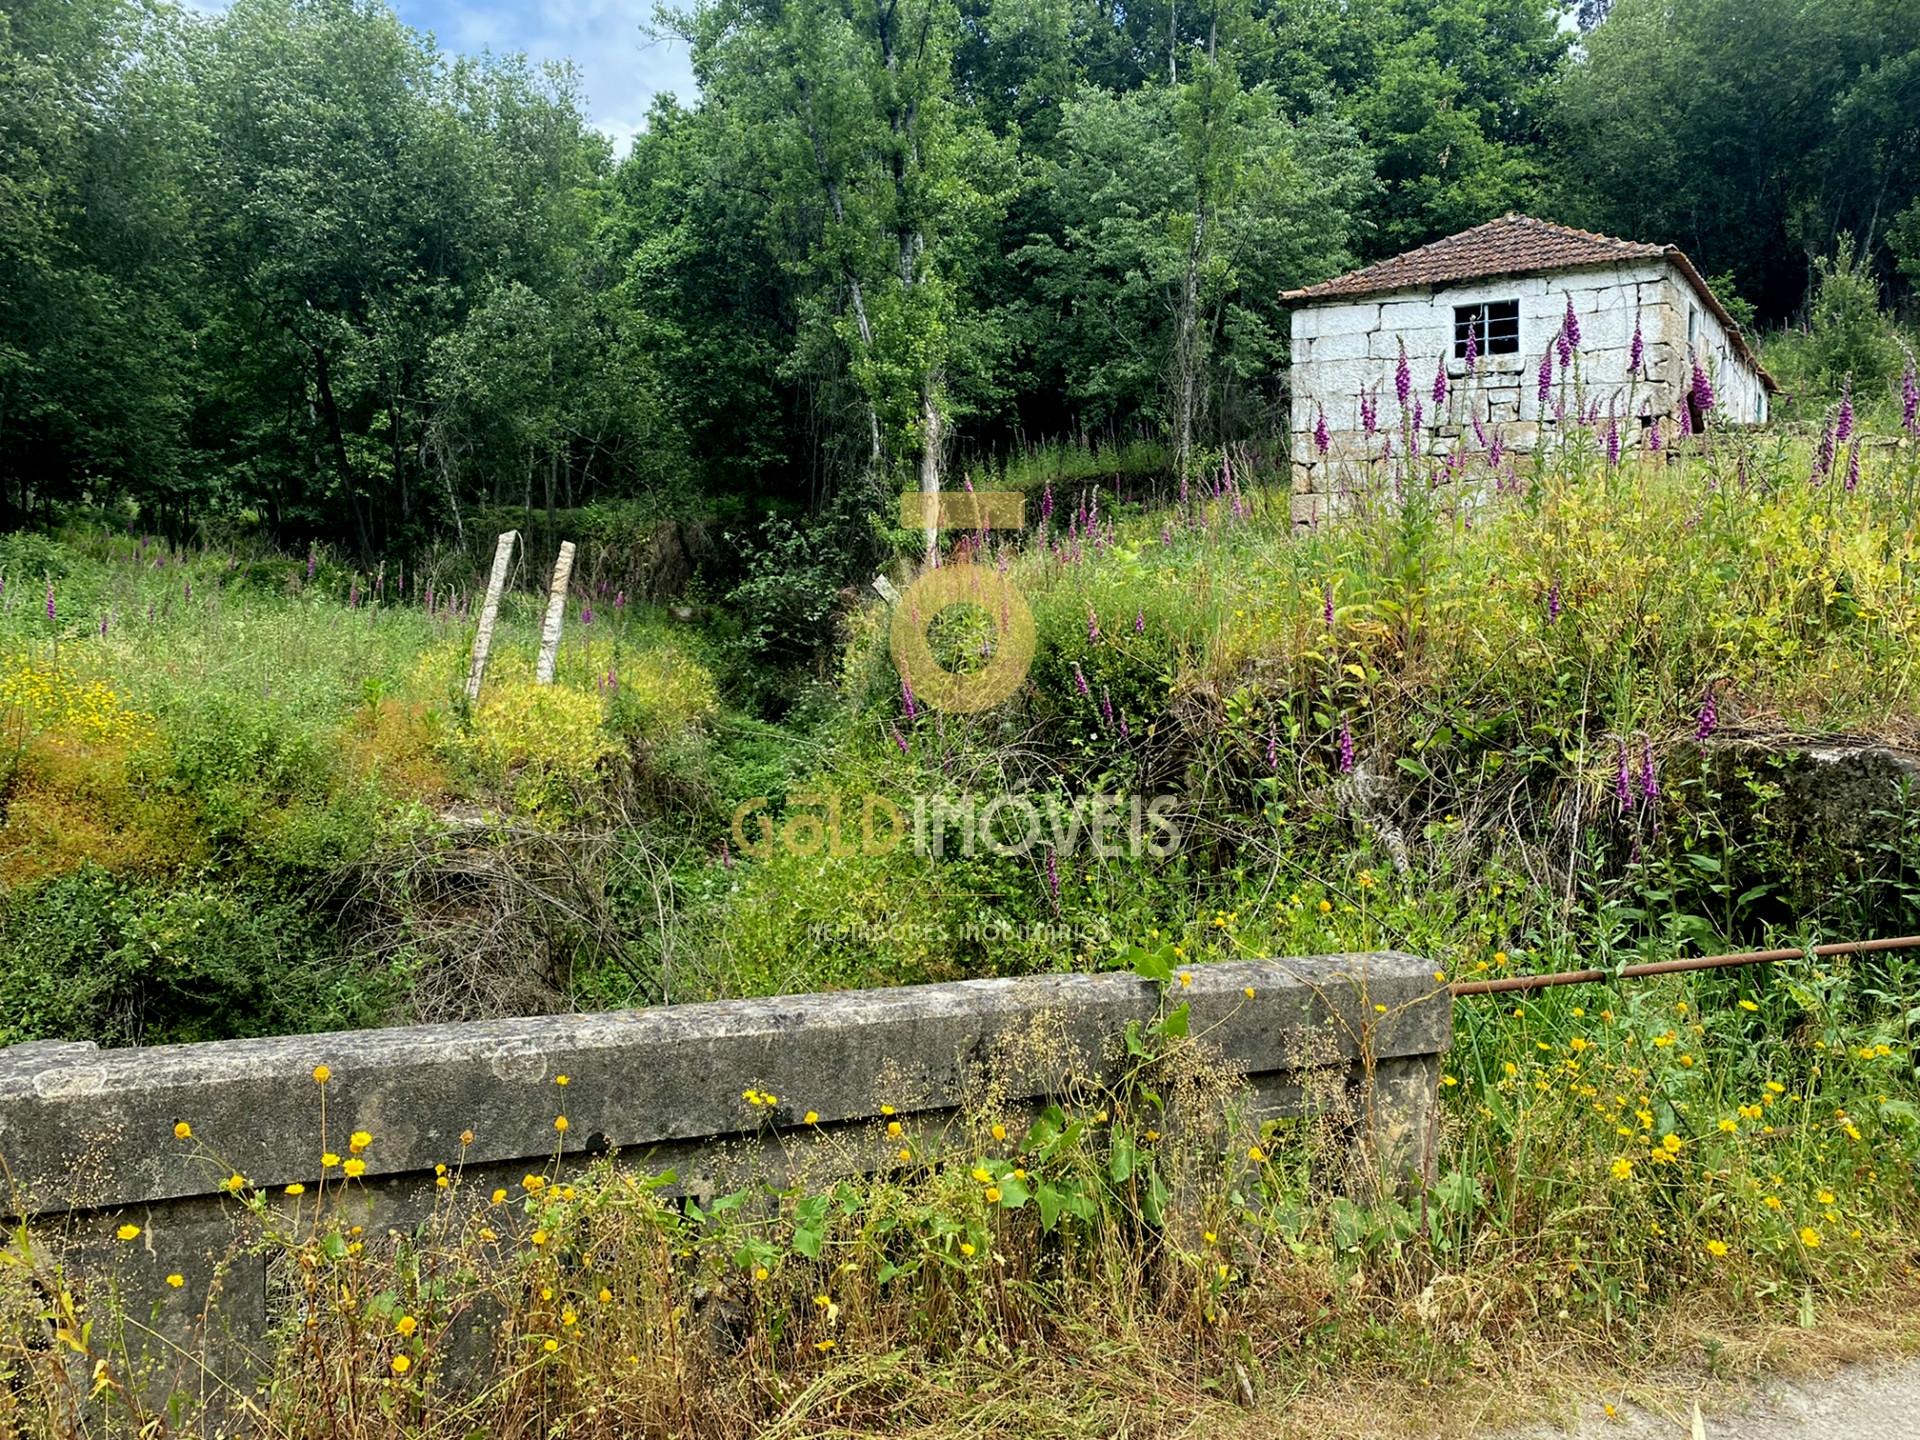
[{"x1": 1282, "y1": 214, "x2": 1778, "y2": 518}]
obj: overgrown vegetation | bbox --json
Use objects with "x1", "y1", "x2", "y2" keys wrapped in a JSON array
[
  {"x1": 4, "y1": 0, "x2": 1918, "y2": 566},
  {"x1": 4, "y1": 410, "x2": 1919, "y2": 1043},
  {"x1": 6, "y1": 938, "x2": 1920, "y2": 1438}
]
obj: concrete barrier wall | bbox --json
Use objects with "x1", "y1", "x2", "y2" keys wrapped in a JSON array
[{"x1": 0, "y1": 951, "x2": 1449, "y2": 1387}]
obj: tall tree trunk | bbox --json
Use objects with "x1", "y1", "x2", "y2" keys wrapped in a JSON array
[
  {"x1": 1172, "y1": 203, "x2": 1209, "y2": 479},
  {"x1": 312, "y1": 345, "x2": 373, "y2": 557},
  {"x1": 390, "y1": 367, "x2": 409, "y2": 526},
  {"x1": 918, "y1": 378, "x2": 943, "y2": 559},
  {"x1": 545, "y1": 447, "x2": 557, "y2": 538}
]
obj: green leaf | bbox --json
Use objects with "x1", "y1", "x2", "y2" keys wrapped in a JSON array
[
  {"x1": 1157, "y1": 1001, "x2": 1190, "y2": 1042},
  {"x1": 1128, "y1": 944, "x2": 1175, "y2": 985},
  {"x1": 1036, "y1": 1183, "x2": 1066, "y2": 1231}
]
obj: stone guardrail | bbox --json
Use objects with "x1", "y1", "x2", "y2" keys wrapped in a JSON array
[{"x1": 0, "y1": 951, "x2": 1450, "y2": 1395}]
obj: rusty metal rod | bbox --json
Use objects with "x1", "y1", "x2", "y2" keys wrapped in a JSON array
[{"x1": 1449, "y1": 935, "x2": 1920, "y2": 997}]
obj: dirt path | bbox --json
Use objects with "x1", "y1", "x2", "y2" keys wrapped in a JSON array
[{"x1": 1494, "y1": 1355, "x2": 1920, "y2": 1437}]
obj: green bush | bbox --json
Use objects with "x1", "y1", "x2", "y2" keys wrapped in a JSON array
[{"x1": 0, "y1": 867, "x2": 395, "y2": 1046}]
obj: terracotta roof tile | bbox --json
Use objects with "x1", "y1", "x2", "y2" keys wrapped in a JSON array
[
  {"x1": 1283, "y1": 214, "x2": 1777, "y2": 393},
  {"x1": 1282, "y1": 214, "x2": 1664, "y2": 300}
]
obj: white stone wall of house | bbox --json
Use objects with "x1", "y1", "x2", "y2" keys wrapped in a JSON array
[
  {"x1": 1668, "y1": 278, "x2": 1768, "y2": 424},
  {"x1": 1286, "y1": 258, "x2": 1765, "y2": 521}
]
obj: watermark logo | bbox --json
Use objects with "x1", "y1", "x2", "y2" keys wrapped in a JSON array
[
  {"x1": 888, "y1": 491, "x2": 1035, "y2": 713},
  {"x1": 731, "y1": 791, "x2": 1183, "y2": 861}
]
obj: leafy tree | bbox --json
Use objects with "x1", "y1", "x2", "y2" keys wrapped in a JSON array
[
  {"x1": 1019, "y1": 62, "x2": 1367, "y2": 467},
  {"x1": 1555, "y1": 0, "x2": 1920, "y2": 320}
]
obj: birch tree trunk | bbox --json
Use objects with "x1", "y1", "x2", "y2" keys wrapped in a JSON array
[
  {"x1": 919, "y1": 380, "x2": 943, "y2": 559},
  {"x1": 465, "y1": 530, "x2": 519, "y2": 701},
  {"x1": 535, "y1": 540, "x2": 576, "y2": 684},
  {"x1": 1172, "y1": 201, "x2": 1210, "y2": 480}
]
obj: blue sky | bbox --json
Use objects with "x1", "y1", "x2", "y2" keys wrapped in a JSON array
[
  {"x1": 395, "y1": 0, "x2": 698, "y2": 153},
  {"x1": 188, "y1": 0, "x2": 700, "y2": 155}
]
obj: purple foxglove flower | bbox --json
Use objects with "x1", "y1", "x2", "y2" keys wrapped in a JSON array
[
  {"x1": 1678, "y1": 401, "x2": 1693, "y2": 439},
  {"x1": 1338, "y1": 719, "x2": 1355, "y2": 775},
  {"x1": 1835, "y1": 375, "x2": 1854, "y2": 444},
  {"x1": 306, "y1": 549, "x2": 317, "y2": 582},
  {"x1": 1432, "y1": 364, "x2": 1447, "y2": 409},
  {"x1": 1395, "y1": 341, "x2": 1411, "y2": 408},
  {"x1": 1463, "y1": 322, "x2": 1478, "y2": 375},
  {"x1": 1072, "y1": 661, "x2": 1090, "y2": 698},
  {"x1": 1616, "y1": 742, "x2": 1634, "y2": 808},
  {"x1": 1160, "y1": 522, "x2": 1173, "y2": 545},
  {"x1": 605, "y1": 666, "x2": 618, "y2": 693},
  {"x1": 1134, "y1": 608, "x2": 1145, "y2": 634},
  {"x1": 901, "y1": 676, "x2": 917, "y2": 720},
  {"x1": 581, "y1": 603, "x2": 594, "y2": 625},
  {"x1": 1902, "y1": 351, "x2": 1919, "y2": 433},
  {"x1": 1563, "y1": 296, "x2": 1581, "y2": 350},
  {"x1": 614, "y1": 590, "x2": 626, "y2": 610},
  {"x1": 1628, "y1": 318, "x2": 1644, "y2": 375},
  {"x1": 1845, "y1": 441, "x2": 1861, "y2": 492},
  {"x1": 1695, "y1": 686, "x2": 1718, "y2": 742},
  {"x1": 1648, "y1": 419, "x2": 1663, "y2": 453},
  {"x1": 1087, "y1": 607, "x2": 1100, "y2": 644},
  {"x1": 1100, "y1": 687, "x2": 1115, "y2": 728},
  {"x1": 1690, "y1": 354, "x2": 1714, "y2": 415},
  {"x1": 1813, "y1": 417, "x2": 1835, "y2": 482},
  {"x1": 1488, "y1": 432, "x2": 1504, "y2": 470},
  {"x1": 1639, "y1": 740, "x2": 1658, "y2": 802},
  {"x1": 1537, "y1": 346, "x2": 1554, "y2": 406},
  {"x1": 1547, "y1": 579, "x2": 1561, "y2": 623},
  {"x1": 1606, "y1": 416, "x2": 1621, "y2": 466},
  {"x1": 1360, "y1": 389, "x2": 1378, "y2": 436},
  {"x1": 1267, "y1": 727, "x2": 1279, "y2": 771},
  {"x1": 1118, "y1": 712, "x2": 1130, "y2": 742},
  {"x1": 1314, "y1": 408, "x2": 1330, "y2": 456},
  {"x1": 891, "y1": 722, "x2": 910, "y2": 756},
  {"x1": 1324, "y1": 583, "x2": 1335, "y2": 628},
  {"x1": 1555, "y1": 322, "x2": 1572, "y2": 370},
  {"x1": 1412, "y1": 399, "x2": 1424, "y2": 433},
  {"x1": 1040, "y1": 481, "x2": 1054, "y2": 527},
  {"x1": 1046, "y1": 846, "x2": 1060, "y2": 901}
]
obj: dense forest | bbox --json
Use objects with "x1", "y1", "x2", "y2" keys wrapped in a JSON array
[{"x1": 2, "y1": 0, "x2": 1918, "y2": 556}]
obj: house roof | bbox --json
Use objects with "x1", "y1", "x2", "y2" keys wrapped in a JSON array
[{"x1": 1283, "y1": 214, "x2": 1777, "y2": 393}]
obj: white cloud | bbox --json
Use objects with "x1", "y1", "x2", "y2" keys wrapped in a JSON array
[{"x1": 182, "y1": 0, "x2": 700, "y2": 154}]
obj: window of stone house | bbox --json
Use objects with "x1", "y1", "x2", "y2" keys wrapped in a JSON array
[{"x1": 1453, "y1": 299, "x2": 1519, "y2": 357}]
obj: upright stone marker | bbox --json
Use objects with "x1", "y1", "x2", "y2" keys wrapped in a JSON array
[
  {"x1": 535, "y1": 540, "x2": 576, "y2": 684},
  {"x1": 464, "y1": 530, "x2": 519, "y2": 701}
]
